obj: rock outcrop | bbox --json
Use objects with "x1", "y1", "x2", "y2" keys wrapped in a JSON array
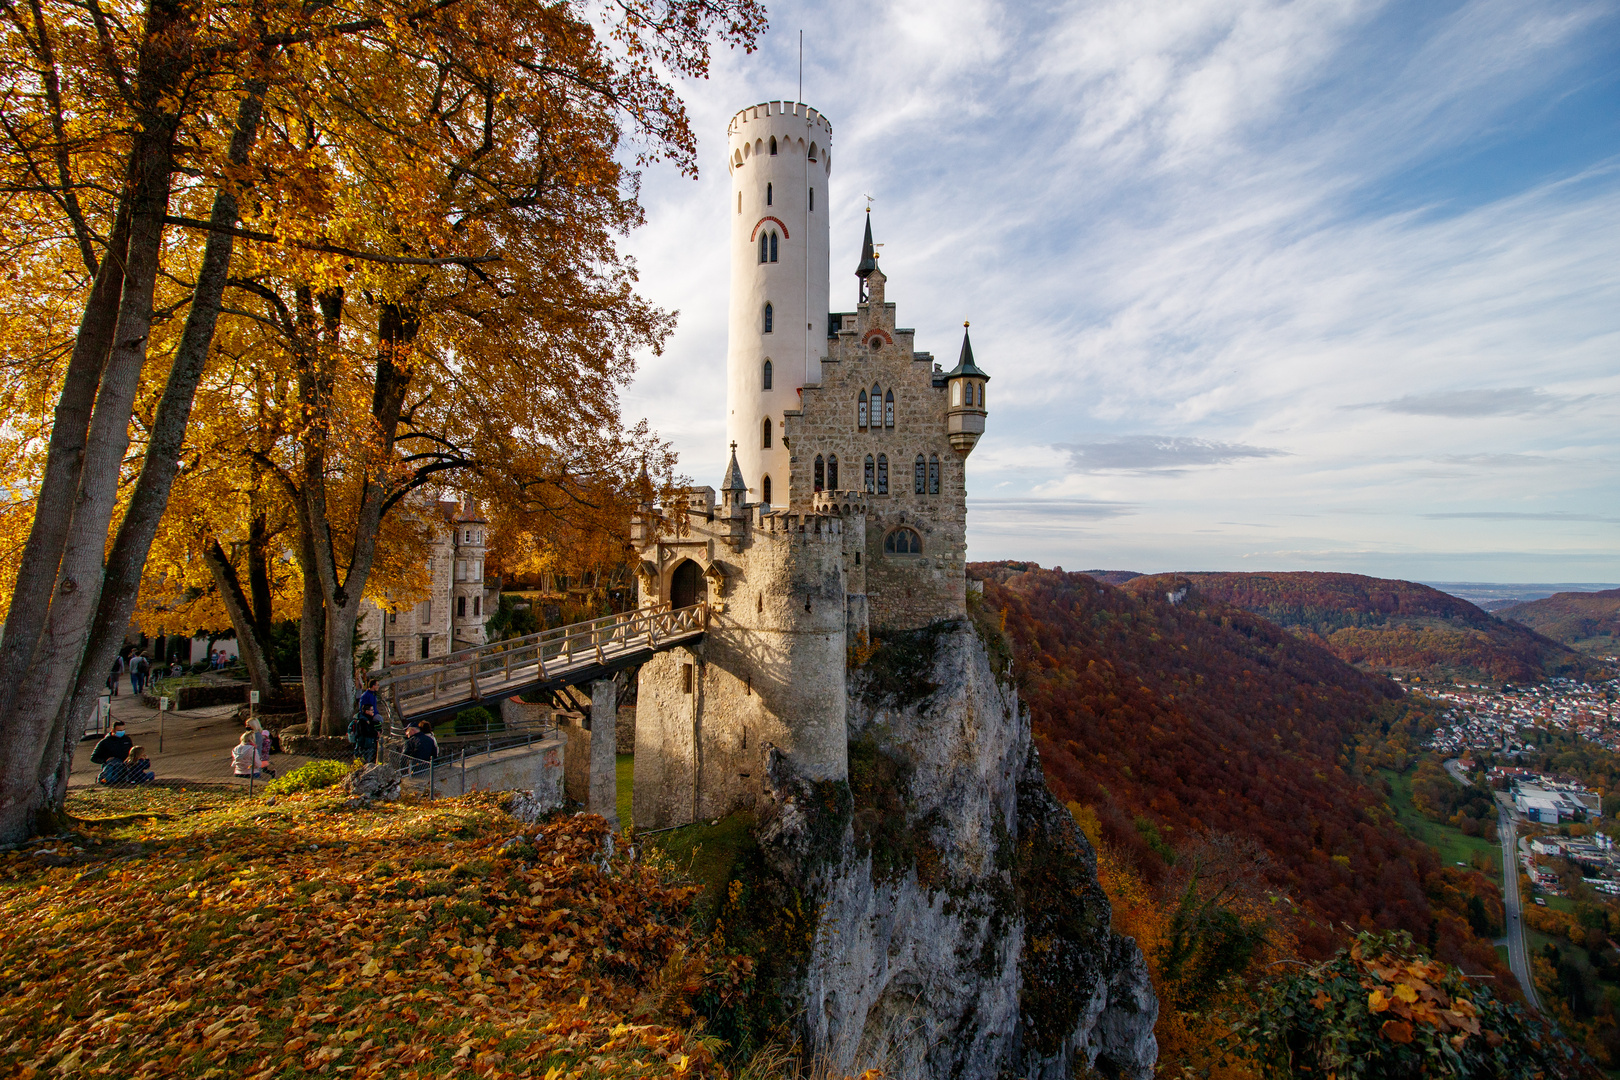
[{"x1": 756, "y1": 619, "x2": 1157, "y2": 1079}]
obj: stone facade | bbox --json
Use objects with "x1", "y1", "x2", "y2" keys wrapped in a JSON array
[
  {"x1": 359, "y1": 497, "x2": 496, "y2": 667},
  {"x1": 786, "y1": 263, "x2": 969, "y2": 629},
  {"x1": 632, "y1": 158, "x2": 989, "y2": 828}
]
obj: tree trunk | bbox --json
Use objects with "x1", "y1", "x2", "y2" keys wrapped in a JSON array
[
  {"x1": 247, "y1": 509, "x2": 275, "y2": 642},
  {"x1": 0, "y1": 120, "x2": 176, "y2": 845},
  {"x1": 297, "y1": 514, "x2": 325, "y2": 733},
  {"x1": 202, "y1": 538, "x2": 280, "y2": 698},
  {"x1": 0, "y1": 197, "x2": 130, "y2": 728}
]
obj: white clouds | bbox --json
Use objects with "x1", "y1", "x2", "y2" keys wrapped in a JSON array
[{"x1": 618, "y1": 0, "x2": 1620, "y2": 580}]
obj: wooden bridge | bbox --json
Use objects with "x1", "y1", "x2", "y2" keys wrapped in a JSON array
[{"x1": 377, "y1": 602, "x2": 708, "y2": 724}]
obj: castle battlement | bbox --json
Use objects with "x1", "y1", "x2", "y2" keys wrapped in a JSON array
[
  {"x1": 728, "y1": 100, "x2": 832, "y2": 139},
  {"x1": 812, "y1": 489, "x2": 870, "y2": 517},
  {"x1": 759, "y1": 509, "x2": 843, "y2": 538}
]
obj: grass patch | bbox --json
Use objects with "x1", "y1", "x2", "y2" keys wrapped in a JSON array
[
  {"x1": 1380, "y1": 768, "x2": 1502, "y2": 875},
  {"x1": 617, "y1": 753, "x2": 633, "y2": 829},
  {"x1": 644, "y1": 812, "x2": 756, "y2": 926}
]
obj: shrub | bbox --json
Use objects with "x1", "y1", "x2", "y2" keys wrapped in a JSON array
[
  {"x1": 453, "y1": 706, "x2": 502, "y2": 735},
  {"x1": 1227, "y1": 930, "x2": 1581, "y2": 1077},
  {"x1": 264, "y1": 759, "x2": 357, "y2": 796}
]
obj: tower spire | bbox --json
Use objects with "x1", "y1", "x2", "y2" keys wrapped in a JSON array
[{"x1": 856, "y1": 209, "x2": 877, "y2": 280}]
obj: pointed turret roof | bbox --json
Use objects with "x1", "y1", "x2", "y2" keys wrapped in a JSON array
[
  {"x1": 723, "y1": 442, "x2": 746, "y2": 493},
  {"x1": 855, "y1": 209, "x2": 878, "y2": 279},
  {"x1": 944, "y1": 322, "x2": 988, "y2": 380}
]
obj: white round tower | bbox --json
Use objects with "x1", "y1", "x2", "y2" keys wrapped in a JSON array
[{"x1": 725, "y1": 100, "x2": 832, "y2": 508}]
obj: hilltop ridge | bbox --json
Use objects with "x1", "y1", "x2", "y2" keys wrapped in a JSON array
[
  {"x1": 1122, "y1": 570, "x2": 1603, "y2": 683},
  {"x1": 1498, "y1": 588, "x2": 1620, "y2": 656}
]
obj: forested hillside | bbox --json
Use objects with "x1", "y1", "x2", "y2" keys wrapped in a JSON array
[
  {"x1": 973, "y1": 562, "x2": 1504, "y2": 967},
  {"x1": 1499, "y1": 589, "x2": 1620, "y2": 655},
  {"x1": 1124, "y1": 571, "x2": 1601, "y2": 683}
]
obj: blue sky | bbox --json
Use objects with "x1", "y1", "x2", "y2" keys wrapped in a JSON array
[{"x1": 620, "y1": 0, "x2": 1620, "y2": 583}]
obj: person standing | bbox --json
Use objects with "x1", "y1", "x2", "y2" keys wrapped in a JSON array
[
  {"x1": 353, "y1": 704, "x2": 380, "y2": 764},
  {"x1": 129, "y1": 653, "x2": 149, "y2": 696},
  {"x1": 107, "y1": 653, "x2": 124, "y2": 696}
]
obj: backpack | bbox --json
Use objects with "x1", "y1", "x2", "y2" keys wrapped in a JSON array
[{"x1": 346, "y1": 714, "x2": 360, "y2": 745}]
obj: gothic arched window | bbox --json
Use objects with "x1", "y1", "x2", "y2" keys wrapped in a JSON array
[
  {"x1": 863, "y1": 454, "x2": 875, "y2": 493},
  {"x1": 769, "y1": 136, "x2": 778, "y2": 155},
  {"x1": 814, "y1": 455, "x2": 825, "y2": 492},
  {"x1": 766, "y1": 182, "x2": 772, "y2": 206},
  {"x1": 762, "y1": 417, "x2": 772, "y2": 449},
  {"x1": 763, "y1": 303, "x2": 773, "y2": 334},
  {"x1": 827, "y1": 453, "x2": 839, "y2": 489},
  {"x1": 759, "y1": 233, "x2": 768, "y2": 263},
  {"x1": 870, "y1": 384, "x2": 881, "y2": 431},
  {"x1": 770, "y1": 231, "x2": 778, "y2": 262},
  {"x1": 884, "y1": 528, "x2": 922, "y2": 555},
  {"x1": 857, "y1": 390, "x2": 868, "y2": 429},
  {"x1": 877, "y1": 454, "x2": 888, "y2": 494},
  {"x1": 914, "y1": 455, "x2": 926, "y2": 494},
  {"x1": 928, "y1": 454, "x2": 940, "y2": 495},
  {"x1": 884, "y1": 389, "x2": 894, "y2": 428},
  {"x1": 762, "y1": 474, "x2": 772, "y2": 504},
  {"x1": 763, "y1": 358, "x2": 772, "y2": 390}
]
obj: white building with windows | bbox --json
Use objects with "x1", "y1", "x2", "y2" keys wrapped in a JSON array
[{"x1": 359, "y1": 497, "x2": 496, "y2": 667}]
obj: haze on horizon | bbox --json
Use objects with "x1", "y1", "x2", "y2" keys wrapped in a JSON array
[{"x1": 621, "y1": 0, "x2": 1620, "y2": 585}]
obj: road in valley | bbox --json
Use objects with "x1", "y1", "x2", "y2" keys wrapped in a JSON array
[
  {"x1": 1444, "y1": 758, "x2": 1540, "y2": 1010},
  {"x1": 1496, "y1": 803, "x2": 1542, "y2": 1010}
]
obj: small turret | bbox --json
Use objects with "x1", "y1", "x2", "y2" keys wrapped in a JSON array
[{"x1": 944, "y1": 322, "x2": 989, "y2": 454}]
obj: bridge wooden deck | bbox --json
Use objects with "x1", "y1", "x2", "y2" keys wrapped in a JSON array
[{"x1": 378, "y1": 602, "x2": 707, "y2": 723}]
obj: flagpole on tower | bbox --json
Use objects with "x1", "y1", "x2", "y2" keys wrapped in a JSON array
[{"x1": 798, "y1": 30, "x2": 803, "y2": 103}]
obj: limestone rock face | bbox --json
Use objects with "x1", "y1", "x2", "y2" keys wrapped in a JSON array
[{"x1": 757, "y1": 621, "x2": 1157, "y2": 1080}]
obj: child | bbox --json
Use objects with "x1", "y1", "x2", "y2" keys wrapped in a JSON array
[
  {"x1": 231, "y1": 732, "x2": 260, "y2": 778},
  {"x1": 124, "y1": 745, "x2": 155, "y2": 784},
  {"x1": 246, "y1": 718, "x2": 276, "y2": 778}
]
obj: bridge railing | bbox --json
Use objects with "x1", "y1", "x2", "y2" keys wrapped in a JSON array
[{"x1": 378, "y1": 602, "x2": 708, "y2": 715}]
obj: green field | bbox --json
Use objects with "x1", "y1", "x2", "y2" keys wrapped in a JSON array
[{"x1": 1380, "y1": 768, "x2": 1502, "y2": 875}]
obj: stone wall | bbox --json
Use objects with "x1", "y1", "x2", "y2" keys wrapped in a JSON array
[{"x1": 633, "y1": 509, "x2": 849, "y2": 830}]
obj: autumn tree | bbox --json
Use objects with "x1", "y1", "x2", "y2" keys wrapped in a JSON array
[{"x1": 0, "y1": 0, "x2": 765, "y2": 840}]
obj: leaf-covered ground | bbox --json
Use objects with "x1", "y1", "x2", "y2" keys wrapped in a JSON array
[{"x1": 0, "y1": 786, "x2": 750, "y2": 1079}]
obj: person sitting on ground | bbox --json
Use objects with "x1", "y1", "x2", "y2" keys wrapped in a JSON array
[
  {"x1": 232, "y1": 731, "x2": 261, "y2": 778},
  {"x1": 90, "y1": 720, "x2": 133, "y2": 784},
  {"x1": 124, "y1": 745, "x2": 155, "y2": 784}
]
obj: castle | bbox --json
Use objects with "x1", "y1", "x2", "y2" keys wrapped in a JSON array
[
  {"x1": 360, "y1": 497, "x2": 494, "y2": 665},
  {"x1": 631, "y1": 101, "x2": 989, "y2": 829}
]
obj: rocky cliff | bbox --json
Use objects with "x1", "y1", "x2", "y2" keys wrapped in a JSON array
[{"x1": 755, "y1": 618, "x2": 1156, "y2": 1079}]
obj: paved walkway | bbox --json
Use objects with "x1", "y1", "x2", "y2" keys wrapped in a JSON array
[{"x1": 70, "y1": 674, "x2": 323, "y2": 791}]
